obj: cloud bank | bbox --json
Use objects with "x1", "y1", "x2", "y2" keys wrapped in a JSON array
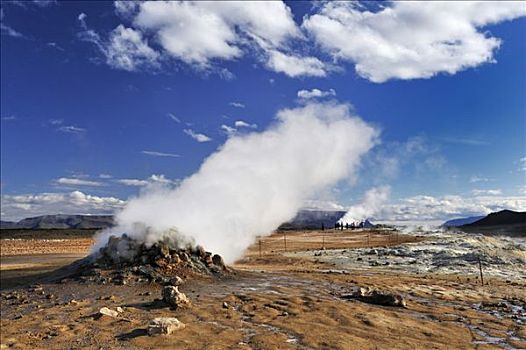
[
  {"x1": 375, "y1": 194, "x2": 526, "y2": 224},
  {"x1": 1, "y1": 191, "x2": 125, "y2": 221},
  {"x1": 298, "y1": 88, "x2": 336, "y2": 100}
]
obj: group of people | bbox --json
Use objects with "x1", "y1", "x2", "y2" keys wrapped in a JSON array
[
  {"x1": 334, "y1": 222, "x2": 363, "y2": 230},
  {"x1": 320, "y1": 222, "x2": 364, "y2": 231}
]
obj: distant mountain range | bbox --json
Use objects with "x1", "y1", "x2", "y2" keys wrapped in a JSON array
[
  {"x1": 0, "y1": 215, "x2": 114, "y2": 230},
  {"x1": 1, "y1": 210, "x2": 349, "y2": 231},
  {"x1": 4, "y1": 210, "x2": 521, "y2": 233},
  {"x1": 442, "y1": 216, "x2": 485, "y2": 227}
]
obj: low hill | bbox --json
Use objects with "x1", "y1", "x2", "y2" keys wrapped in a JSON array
[
  {"x1": 458, "y1": 210, "x2": 526, "y2": 237},
  {"x1": 442, "y1": 216, "x2": 485, "y2": 227},
  {"x1": 0, "y1": 215, "x2": 114, "y2": 230},
  {"x1": 464, "y1": 210, "x2": 525, "y2": 227}
]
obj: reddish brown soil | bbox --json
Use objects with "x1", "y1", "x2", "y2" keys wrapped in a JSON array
[{"x1": 1, "y1": 230, "x2": 524, "y2": 349}]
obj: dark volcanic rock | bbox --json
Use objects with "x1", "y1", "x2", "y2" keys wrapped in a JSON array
[{"x1": 212, "y1": 254, "x2": 225, "y2": 269}]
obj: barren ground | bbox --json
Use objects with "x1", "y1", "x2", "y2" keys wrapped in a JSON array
[{"x1": 1, "y1": 230, "x2": 525, "y2": 350}]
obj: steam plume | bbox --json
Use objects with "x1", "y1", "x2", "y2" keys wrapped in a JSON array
[
  {"x1": 339, "y1": 186, "x2": 390, "y2": 224},
  {"x1": 96, "y1": 102, "x2": 378, "y2": 262}
]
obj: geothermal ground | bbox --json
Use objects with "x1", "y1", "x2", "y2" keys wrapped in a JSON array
[{"x1": 1, "y1": 229, "x2": 525, "y2": 350}]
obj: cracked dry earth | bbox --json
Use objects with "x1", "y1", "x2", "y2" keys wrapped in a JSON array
[{"x1": 1, "y1": 230, "x2": 525, "y2": 350}]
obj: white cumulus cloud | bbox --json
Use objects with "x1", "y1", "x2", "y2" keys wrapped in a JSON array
[
  {"x1": 265, "y1": 50, "x2": 327, "y2": 78},
  {"x1": 78, "y1": 14, "x2": 159, "y2": 72},
  {"x1": 297, "y1": 88, "x2": 336, "y2": 99},
  {"x1": 303, "y1": 1, "x2": 526, "y2": 82},
  {"x1": 81, "y1": 1, "x2": 329, "y2": 77},
  {"x1": 105, "y1": 24, "x2": 160, "y2": 71}
]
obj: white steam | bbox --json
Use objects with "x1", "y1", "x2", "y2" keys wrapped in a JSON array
[
  {"x1": 340, "y1": 186, "x2": 390, "y2": 224},
  {"x1": 96, "y1": 102, "x2": 378, "y2": 262}
]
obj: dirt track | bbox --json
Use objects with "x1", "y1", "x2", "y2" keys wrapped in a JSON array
[{"x1": 1, "y1": 230, "x2": 525, "y2": 349}]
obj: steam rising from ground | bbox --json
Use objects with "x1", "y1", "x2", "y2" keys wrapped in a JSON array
[
  {"x1": 340, "y1": 186, "x2": 390, "y2": 224},
  {"x1": 96, "y1": 102, "x2": 378, "y2": 262}
]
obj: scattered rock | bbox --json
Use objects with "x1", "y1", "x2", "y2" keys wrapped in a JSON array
[
  {"x1": 147, "y1": 317, "x2": 185, "y2": 336},
  {"x1": 222, "y1": 302, "x2": 229, "y2": 309},
  {"x1": 212, "y1": 254, "x2": 225, "y2": 269},
  {"x1": 116, "y1": 306, "x2": 124, "y2": 313},
  {"x1": 170, "y1": 276, "x2": 184, "y2": 286},
  {"x1": 5, "y1": 293, "x2": 19, "y2": 300},
  {"x1": 342, "y1": 287, "x2": 406, "y2": 308},
  {"x1": 2, "y1": 338, "x2": 16, "y2": 347},
  {"x1": 481, "y1": 301, "x2": 507, "y2": 308},
  {"x1": 99, "y1": 307, "x2": 119, "y2": 318},
  {"x1": 162, "y1": 286, "x2": 190, "y2": 309},
  {"x1": 194, "y1": 245, "x2": 206, "y2": 258}
]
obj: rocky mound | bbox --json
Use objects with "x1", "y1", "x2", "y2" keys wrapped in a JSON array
[{"x1": 61, "y1": 234, "x2": 228, "y2": 286}]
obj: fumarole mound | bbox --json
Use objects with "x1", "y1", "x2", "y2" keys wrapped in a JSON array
[{"x1": 61, "y1": 234, "x2": 229, "y2": 286}]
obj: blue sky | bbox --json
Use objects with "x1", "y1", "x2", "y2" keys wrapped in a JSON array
[{"x1": 1, "y1": 1, "x2": 525, "y2": 222}]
